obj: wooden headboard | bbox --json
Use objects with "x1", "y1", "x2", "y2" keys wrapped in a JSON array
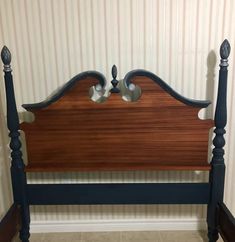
[
  {"x1": 20, "y1": 68, "x2": 213, "y2": 172},
  {"x1": 1, "y1": 40, "x2": 232, "y2": 242}
]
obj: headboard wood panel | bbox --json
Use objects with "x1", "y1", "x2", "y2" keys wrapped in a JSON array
[{"x1": 20, "y1": 71, "x2": 213, "y2": 172}]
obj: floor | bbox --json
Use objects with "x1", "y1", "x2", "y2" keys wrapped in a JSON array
[{"x1": 13, "y1": 231, "x2": 224, "y2": 242}]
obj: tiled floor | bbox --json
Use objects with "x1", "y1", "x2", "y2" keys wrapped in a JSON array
[{"x1": 13, "y1": 231, "x2": 224, "y2": 242}]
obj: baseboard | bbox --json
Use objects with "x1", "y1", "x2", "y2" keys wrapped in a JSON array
[{"x1": 31, "y1": 218, "x2": 207, "y2": 233}]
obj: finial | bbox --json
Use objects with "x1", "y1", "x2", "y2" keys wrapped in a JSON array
[
  {"x1": 111, "y1": 65, "x2": 119, "y2": 93},
  {"x1": 220, "y1": 39, "x2": 230, "y2": 67},
  {"x1": 1, "y1": 46, "x2": 12, "y2": 72},
  {"x1": 112, "y1": 65, "x2": 117, "y2": 79}
]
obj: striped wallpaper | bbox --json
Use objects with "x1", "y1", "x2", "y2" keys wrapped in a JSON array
[{"x1": 0, "y1": 0, "x2": 234, "y2": 226}]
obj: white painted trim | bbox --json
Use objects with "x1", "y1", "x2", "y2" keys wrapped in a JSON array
[{"x1": 30, "y1": 219, "x2": 207, "y2": 233}]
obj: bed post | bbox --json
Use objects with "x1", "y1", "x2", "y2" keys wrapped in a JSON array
[
  {"x1": 207, "y1": 39, "x2": 230, "y2": 242},
  {"x1": 1, "y1": 46, "x2": 30, "y2": 242}
]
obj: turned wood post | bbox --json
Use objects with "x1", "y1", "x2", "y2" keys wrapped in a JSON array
[
  {"x1": 1, "y1": 46, "x2": 30, "y2": 242},
  {"x1": 207, "y1": 39, "x2": 231, "y2": 242},
  {"x1": 212, "y1": 39, "x2": 230, "y2": 166}
]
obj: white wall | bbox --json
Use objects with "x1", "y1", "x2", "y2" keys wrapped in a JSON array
[
  {"x1": 0, "y1": 96, "x2": 13, "y2": 219},
  {"x1": 0, "y1": 0, "x2": 234, "y2": 230}
]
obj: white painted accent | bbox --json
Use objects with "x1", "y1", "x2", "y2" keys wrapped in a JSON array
[{"x1": 30, "y1": 219, "x2": 207, "y2": 233}]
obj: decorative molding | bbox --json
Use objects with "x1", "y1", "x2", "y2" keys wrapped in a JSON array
[
  {"x1": 30, "y1": 218, "x2": 207, "y2": 233},
  {"x1": 22, "y1": 71, "x2": 107, "y2": 111},
  {"x1": 22, "y1": 68, "x2": 211, "y2": 111},
  {"x1": 123, "y1": 70, "x2": 211, "y2": 108}
]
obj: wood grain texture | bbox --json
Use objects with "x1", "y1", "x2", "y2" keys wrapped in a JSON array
[{"x1": 20, "y1": 76, "x2": 213, "y2": 172}]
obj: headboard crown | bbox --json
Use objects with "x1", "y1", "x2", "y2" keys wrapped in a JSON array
[{"x1": 19, "y1": 66, "x2": 213, "y2": 172}]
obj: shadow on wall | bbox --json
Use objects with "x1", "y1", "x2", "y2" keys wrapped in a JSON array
[
  {"x1": 0, "y1": 83, "x2": 13, "y2": 217},
  {"x1": 206, "y1": 50, "x2": 217, "y2": 119},
  {"x1": 205, "y1": 50, "x2": 217, "y2": 163}
]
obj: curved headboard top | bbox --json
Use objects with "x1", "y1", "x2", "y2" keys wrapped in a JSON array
[
  {"x1": 22, "y1": 68, "x2": 211, "y2": 111},
  {"x1": 22, "y1": 71, "x2": 106, "y2": 111},
  {"x1": 123, "y1": 70, "x2": 211, "y2": 108},
  {"x1": 20, "y1": 68, "x2": 213, "y2": 172}
]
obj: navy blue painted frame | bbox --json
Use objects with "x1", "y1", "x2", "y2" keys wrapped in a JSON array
[
  {"x1": 0, "y1": 40, "x2": 231, "y2": 242},
  {"x1": 27, "y1": 183, "x2": 210, "y2": 205}
]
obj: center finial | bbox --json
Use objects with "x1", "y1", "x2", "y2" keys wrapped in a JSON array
[{"x1": 111, "y1": 65, "x2": 120, "y2": 93}]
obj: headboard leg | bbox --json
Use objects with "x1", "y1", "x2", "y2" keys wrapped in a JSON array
[
  {"x1": 207, "y1": 164, "x2": 225, "y2": 242},
  {"x1": 1, "y1": 46, "x2": 30, "y2": 241},
  {"x1": 207, "y1": 40, "x2": 230, "y2": 242},
  {"x1": 19, "y1": 204, "x2": 30, "y2": 242}
]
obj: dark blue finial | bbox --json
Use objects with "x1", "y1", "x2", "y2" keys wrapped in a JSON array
[
  {"x1": 1, "y1": 46, "x2": 12, "y2": 72},
  {"x1": 220, "y1": 39, "x2": 230, "y2": 59},
  {"x1": 220, "y1": 39, "x2": 230, "y2": 67},
  {"x1": 112, "y1": 65, "x2": 117, "y2": 79},
  {"x1": 111, "y1": 65, "x2": 119, "y2": 93}
]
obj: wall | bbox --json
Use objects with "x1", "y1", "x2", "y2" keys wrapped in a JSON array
[
  {"x1": 0, "y1": 95, "x2": 13, "y2": 220},
  {"x1": 0, "y1": 0, "x2": 234, "y2": 231}
]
